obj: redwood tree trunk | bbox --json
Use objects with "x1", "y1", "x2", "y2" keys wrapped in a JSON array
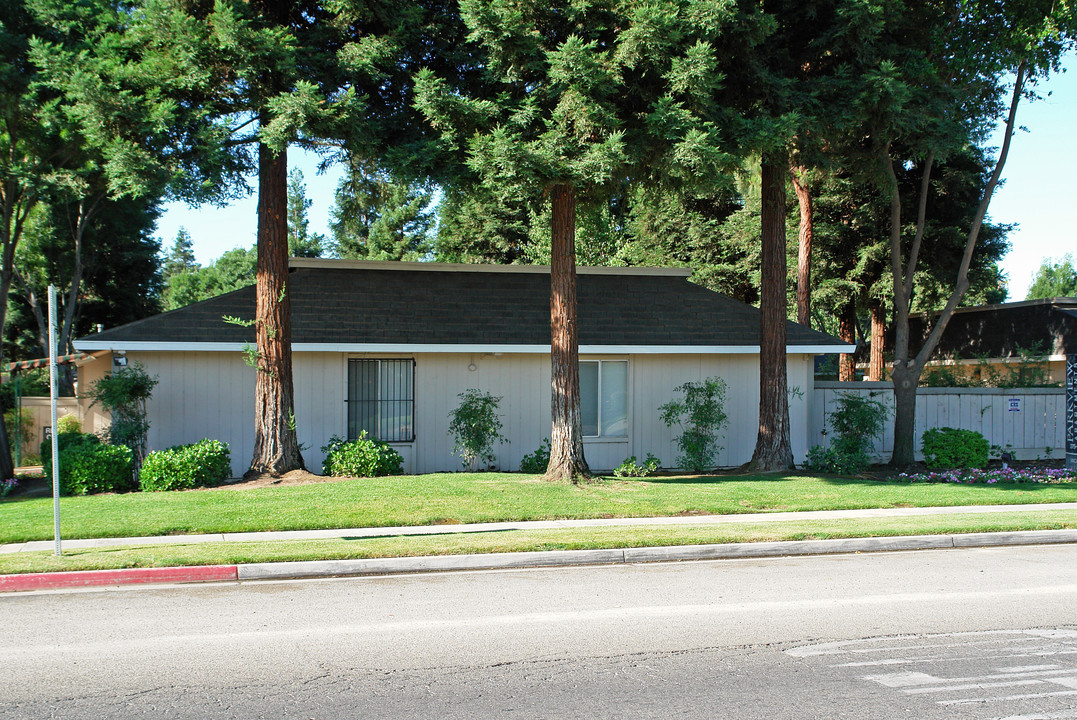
[
  {"x1": 248, "y1": 140, "x2": 305, "y2": 477},
  {"x1": 838, "y1": 302, "x2": 856, "y2": 381},
  {"x1": 791, "y1": 166, "x2": 813, "y2": 327},
  {"x1": 869, "y1": 302, "x2": 885, "y2": 381},
  {"x1": 749, "y1": 158, "x2": 793, "y2": 471},
  {"x1": 544, "y1": 183, "x2": 590, "y2": 483}
]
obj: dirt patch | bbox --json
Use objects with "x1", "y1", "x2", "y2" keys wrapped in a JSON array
[{"x1": 218, "y1": 469, "x2": 343, "y2": 491}]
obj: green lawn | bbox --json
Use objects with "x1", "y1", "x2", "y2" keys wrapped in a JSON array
[
  {"x1": 2, "y1": 509, "x2": 1075, "y2": 575},
  {"x1": 3, "y1": 471, "x2": 1076, "y2": 545}
]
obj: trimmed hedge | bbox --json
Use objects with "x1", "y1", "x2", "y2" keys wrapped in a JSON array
[
  {"x1": 321, "y1": 433, "x2": 403, "y2": 477},
  {"x1": 41, "y1": 433, "x2": 134, "y2": 496},
  {"x1": 921, "y1": 427, "x2": 990, "y2": 470},
  {"x1": 139, "y1": 439, "x2": 232, "y2": 492}
]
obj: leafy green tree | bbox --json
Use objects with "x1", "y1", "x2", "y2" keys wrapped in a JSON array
[
  {"x1": 433, "y1": 186, "x2": 532, "y2": 264},
  {"x1": 161, "y1": 247, "x2": 256, "y2": 310},
  {"x1": 861, "y1": 0, "x2": 1077, "y2": 465},
  {"x1": 12, "y1": 194, "x2": 162, "y2": 366},
  {"x1": 1027, "y1": 254, "x2": 1077, "y2": 299}
]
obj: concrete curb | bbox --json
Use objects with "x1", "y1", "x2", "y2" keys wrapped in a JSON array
[
  {"x1": 238, "y1": 529, "x2": 1077, "y2": 581},
  {"x1": 5, "y1": 529, "x2": 1077, "y2": 593},
  {"x1": 0, "y1": 564, "x2": 237, "y2": 593}
]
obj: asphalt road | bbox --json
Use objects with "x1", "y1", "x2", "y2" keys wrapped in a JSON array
[{"x1": 3, "y1": 544, "x2": 1077, "y2": 719}]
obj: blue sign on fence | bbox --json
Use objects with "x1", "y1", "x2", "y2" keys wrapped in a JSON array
[{"x1": 1008, "y1": 397, "x2": 1022, "y2": 412}]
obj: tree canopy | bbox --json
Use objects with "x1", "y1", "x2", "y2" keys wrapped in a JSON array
[{"x1": 1027, "y1": 254, "x2": 1077, "y2": 299}]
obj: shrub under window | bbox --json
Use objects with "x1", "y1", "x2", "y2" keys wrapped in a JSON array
[{"x1": 321, "y1": 433, "x2": 404, "y2": 477}]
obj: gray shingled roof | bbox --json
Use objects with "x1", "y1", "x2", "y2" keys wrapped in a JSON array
[
  {"x1": 75, "y1": 261, "x2": 847, "y2": 350},
  {"x1": 907, "y1": 297, "x2": 1077, "y2": 358}
]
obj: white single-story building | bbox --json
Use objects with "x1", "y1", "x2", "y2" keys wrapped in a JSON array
[{"x1": 74, "y1": 259, "x2": 851, "y2": 476}]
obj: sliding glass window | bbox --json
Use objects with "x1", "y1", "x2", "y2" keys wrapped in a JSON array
[{"x1": 579, "y1": 360, "x2": 628, "y2": 437}]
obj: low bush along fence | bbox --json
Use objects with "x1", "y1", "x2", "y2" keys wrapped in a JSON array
[{"x1": 810, "y1": 382, "x2": 1066, "y2": 462}]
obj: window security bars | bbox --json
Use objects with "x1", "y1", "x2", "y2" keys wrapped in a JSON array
[{"x1": 347, "y1": 359, "x2": 415, "y2": 442}]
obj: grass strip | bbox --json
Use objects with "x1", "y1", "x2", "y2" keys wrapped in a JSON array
[
  {"x1": 3, "y1": 473, "x2": 1077, "y2": 545},
  {"x1": 2, "y1": 510, "x2": 1075, "y2": 575}
]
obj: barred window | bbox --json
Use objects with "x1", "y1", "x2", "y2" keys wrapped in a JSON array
[{"x1": 347, "y1": 359, "x2": 415, "y2": 442}]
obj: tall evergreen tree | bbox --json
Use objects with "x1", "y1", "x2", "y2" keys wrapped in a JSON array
[
  {"x1": 330, "y1": 162, "x2": 434, "y2": 261},
  {"x1": 35, "y1": 0, "x2": 468, "y2": 475},
  {"x1": 418, "y1": 0, "x2": 754, "y2": 480},
  {"x1": 287, "y1": 169, "x2": 325, "y2": 259},
  {"x1": 163, "y1": 228, "x2": 197, "y2": 282}
]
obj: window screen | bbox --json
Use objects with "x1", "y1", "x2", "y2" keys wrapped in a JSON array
[
  {"x1": 579, "y1": 360, "x2": 628, "y2": 438},
  {"x1": 347, "y1": 359, "x2": 415, "y2": 442}
]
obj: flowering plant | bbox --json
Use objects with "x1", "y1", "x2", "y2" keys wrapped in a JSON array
[
  {"x1": 0, "y1": 478, "x2": 17, "y2": 497},
  {"x1": 895, "y1": 466, "x2": 1077, "y2": 485}
]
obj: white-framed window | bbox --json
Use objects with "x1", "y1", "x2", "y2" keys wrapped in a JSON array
[
  {"x1": 580, "y1": 360, "x2": 628, "y2": 437},
  {"x1": 347, "y1": 358, "x2": 415, "y2": 442}
]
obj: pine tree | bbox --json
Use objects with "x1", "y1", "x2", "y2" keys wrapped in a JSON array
[
  {"x1": 287, "y1": 169, "x2": 325, "y2": 259},
  {"x1": 331, "y1": 164, "x2": 433, "y2": 261},
  {"x1": 163, "y1": 228, "x2": 198, "y2": 281}
]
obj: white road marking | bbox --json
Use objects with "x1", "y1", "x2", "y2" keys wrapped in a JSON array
[
  {"x1": 788, "y1": 629, "x2": 1072, "y2": 657},
  {"x1": 995, "y1": 710, "x2": 1077, "y2": 720},
  {"x1": 941, "y1": 689, "x2": 1077, "y2": 705},
  {"x1": 863, "y1": 669, "x2": 1076, "y2": 689},
  {"x1": 795, "y1": 628, "x2": 1077, "y2": 715},
  {"x1": 904, "y1": 679, "x2": 1045, "y2": 694}
]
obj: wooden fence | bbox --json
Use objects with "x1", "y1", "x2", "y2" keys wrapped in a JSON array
[{"x1": 809, "y1": 382, "x2": 1066, "y2": 462}]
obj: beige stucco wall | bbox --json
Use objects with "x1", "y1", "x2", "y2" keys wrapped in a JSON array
[{"x1": 122, "y1": 349, "x2": 814, "y2": 477}]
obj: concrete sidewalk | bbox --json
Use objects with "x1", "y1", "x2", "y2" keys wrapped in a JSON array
[{"x1": 3, "y1": 503, "x2": 1076, "y2": 593}]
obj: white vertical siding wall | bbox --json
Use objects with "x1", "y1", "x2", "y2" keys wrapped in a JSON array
[
  {"x1": 130, "y1": 350, "x2": 814, "y2": 476},
  {"x1": 132, "y1": 351, "x2": 254, "y2": 477},
  {"x1": 629, "y1": 354, "x2": 812, "y2": 469},
  {"x1": 810, "y1": 381, "x2": 1066, "y2": 462}
]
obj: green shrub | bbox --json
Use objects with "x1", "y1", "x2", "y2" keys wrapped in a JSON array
[
  {"x1": 447, "y1": 390, "x2": 506, "y2": 471},
  {"x1": 321, "y1": 433, "x2": 403, "y2": 477},
  {"x1": 41, "y1": 431, "x2": 98, "y2": 475},
  {"x1": 803, "y1": 445, "x2": 869, "y2": 475},
  {"x1": 921, "y1": 427, "x2": 989, "y2": 469},
  {"x1": 805, "y1": 391, "x2": 889, "y2": 474},
  {"x1": 658, "y1": 377, "x2": 728, "y2": 472},
  {"x1": 57, "y1": 414, "x2": 82, "y2": 435},
  {"x1": 55, "y1": 440, "x2": 133, "y2": 496},
  {"x1": 139, "y1": 439, "x2": 232, "y2": 492},
  {"x1": 88, "y1": 363, "x2": 157, "y2": 472},
  {"x1": 613, "y1": 454, "x2": 661, "y2": 478},
  {"x1": 519, "y1": 438, "x2": 550, "y2": 473}
]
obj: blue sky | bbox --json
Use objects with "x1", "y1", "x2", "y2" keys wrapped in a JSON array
[{"x1": 155, "y1": 56, "x2": 1076, "y2": 301}]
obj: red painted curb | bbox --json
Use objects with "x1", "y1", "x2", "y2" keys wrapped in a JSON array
[{"x1": 0, "y1": 565, "x2": 239, "y2": 593}]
